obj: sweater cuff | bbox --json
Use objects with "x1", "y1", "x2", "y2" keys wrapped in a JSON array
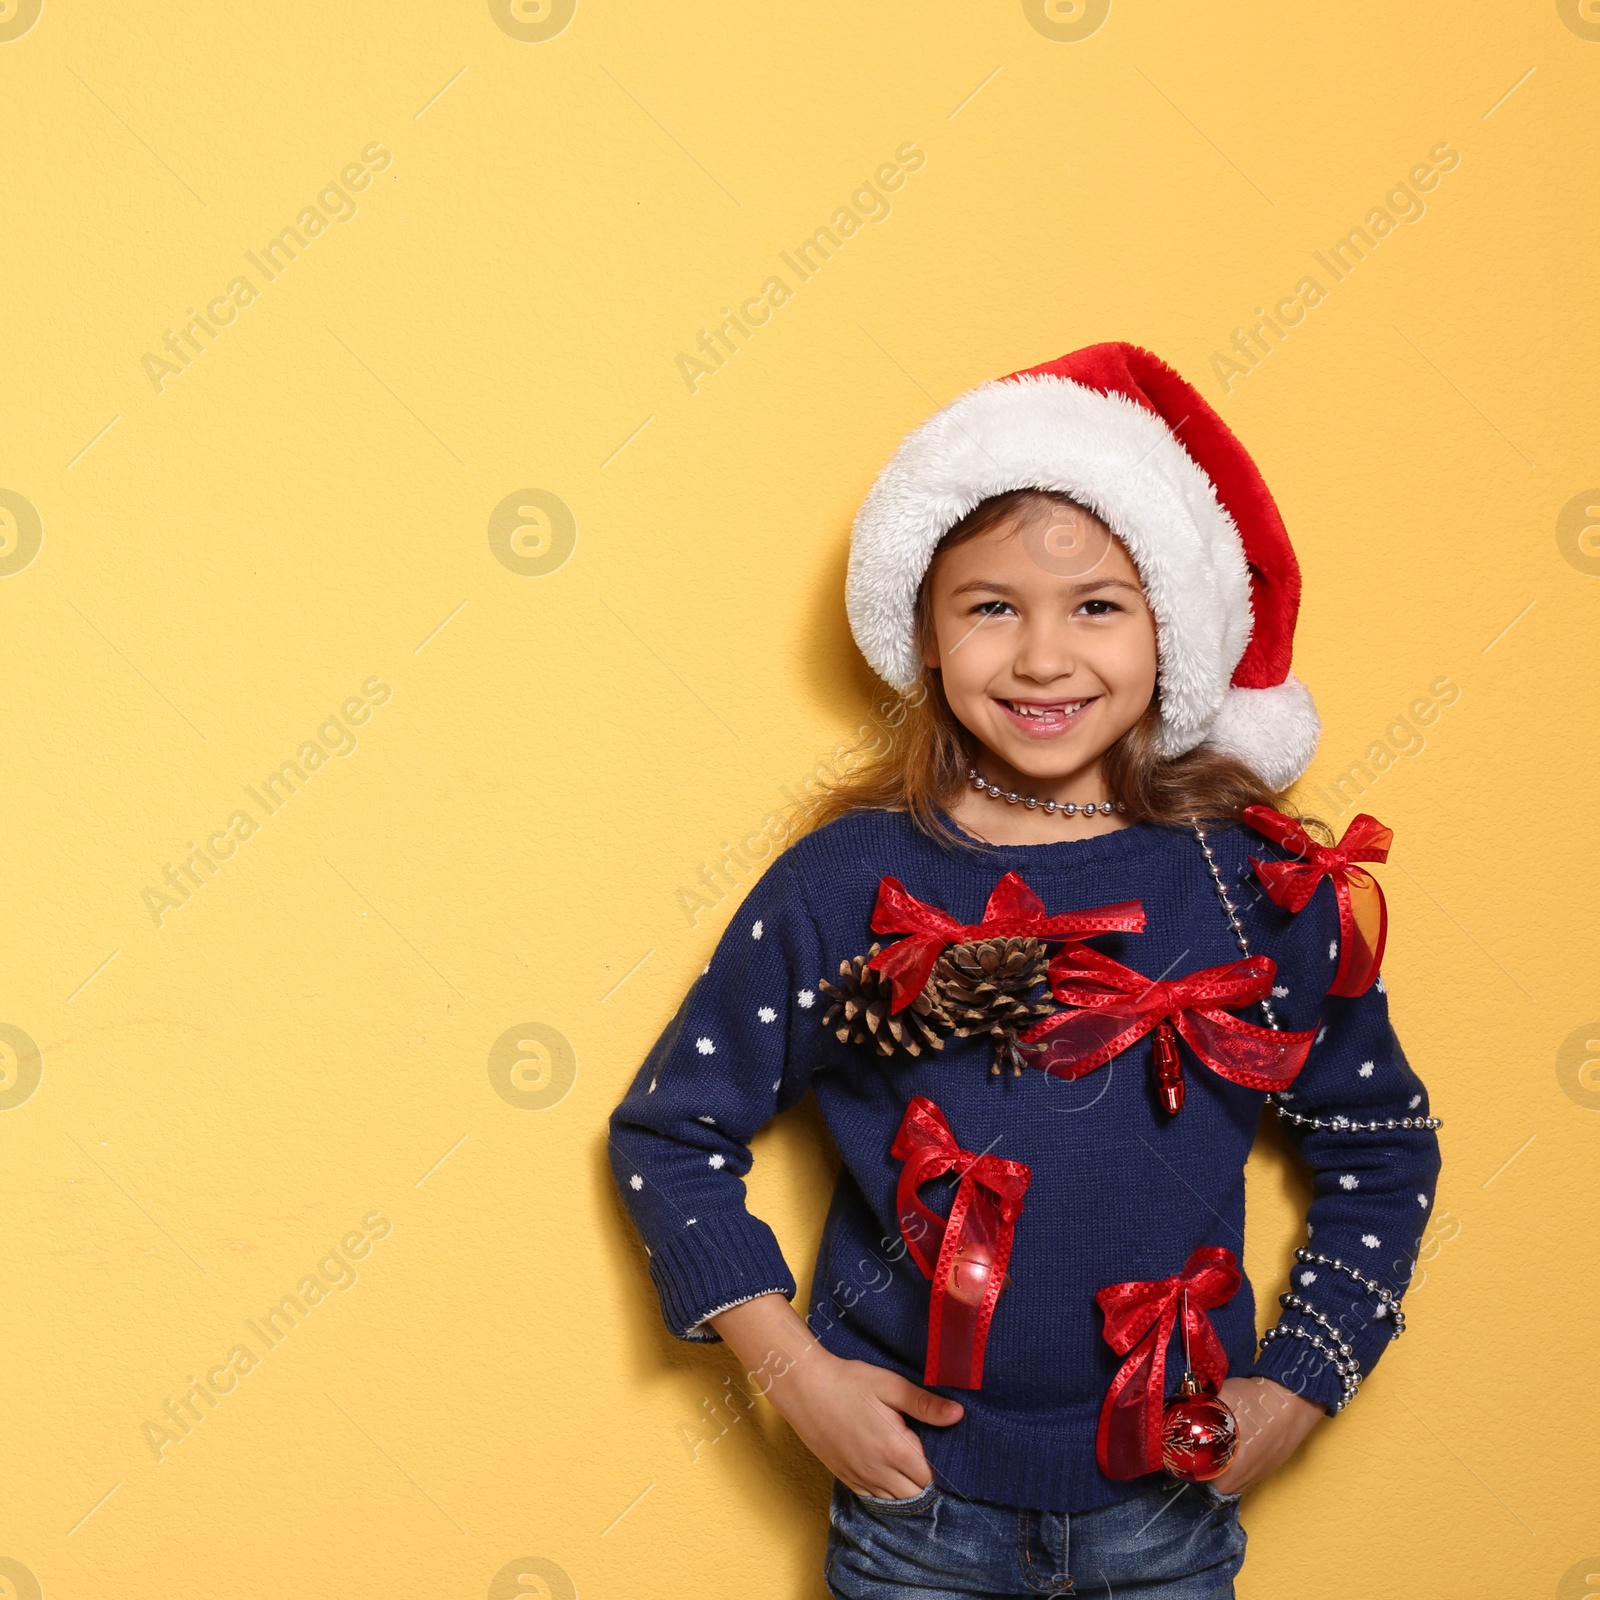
[
  {"x1": 1240, "y1": 1333, "x2": 1352, "y2": 1416},
  {"x1": 644, "y1": 1210, "x2": 797, "y2": 1343},
  {"x1": 1243, "y1": 1274, "x2": 1408, "y2": 1415}
]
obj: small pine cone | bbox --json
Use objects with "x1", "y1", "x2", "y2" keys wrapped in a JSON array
[
  {"x1": 929, "y1": 937, "x2": 1055, "y2": 1076},
  {"x1": 930, "y1": 937, "x2": 1053, "y2": 1034},
  {"x1": 818, "y1": 942, "x2": 950, "y2": 1059}
]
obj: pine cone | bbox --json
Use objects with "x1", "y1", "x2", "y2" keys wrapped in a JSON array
[
  {"x1": 929, "y1": 936, "x2": 1054, "y2": 1076},
  {"x1": 818, "y1": 942, "x2": 952, "y2": 1059}
]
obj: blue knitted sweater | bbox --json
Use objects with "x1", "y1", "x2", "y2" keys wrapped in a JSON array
[{"x1": 607, "y1": 807, "x2": 1442, "y2": 1514}]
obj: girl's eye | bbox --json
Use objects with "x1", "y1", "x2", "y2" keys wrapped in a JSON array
[
  {"x1": 971, "y1": 600, "x2": 1015, "y2": 617},
  {"x1": 1078, "y1": 598, "x2": 1122, "y2": 617}
]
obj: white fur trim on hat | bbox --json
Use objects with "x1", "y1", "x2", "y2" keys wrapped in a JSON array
[
  {"x1": 1201, "y1": 676, "x2": 1321, "y2": 790},
  {"x1": 846, "y1": 373, "x2": 1254, "y2": 762}
]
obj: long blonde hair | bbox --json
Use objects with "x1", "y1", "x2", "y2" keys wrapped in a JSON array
[{"x1": 791, "y1": 489, "x2": 1320, "y2": 854}]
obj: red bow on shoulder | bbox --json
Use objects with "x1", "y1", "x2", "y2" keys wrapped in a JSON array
[
  {"x1": 891, "y1": 1096, "x2": 1032, "y2": 1390},
  {"x1": 1243, "y1": 806, "x2": 1392, "y2": 997},
  {"x1": 868, "y1": 872, "x2": 1146, "y2": 1012},
  {"x1": 1017, "y1": 945, "x2": 1316, "y2": 1112},
  {"x1": 1095, "y1": 1246, "x2": 1241, "y2": 1479}
]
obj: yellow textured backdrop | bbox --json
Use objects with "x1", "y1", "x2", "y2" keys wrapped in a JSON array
[{"x1": 0, "y1": 3, "x2": 1594, "y2": 1595}]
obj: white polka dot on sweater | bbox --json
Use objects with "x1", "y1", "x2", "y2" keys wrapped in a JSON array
[
  {"x1": 1409, "y1": 1094, "x2": 1422, "y2": 1109},
  {"x1": 1339, "y1": 1174, "x2": 1359, "y2": 1190},
  {"x1": 702, "y1": 962, "x2": 710, "y2": 975},
  {"x1": 772, "y1": 1079, "x2": 781, "y2": 1092},
  {"x1": 708, "y1": 1153, "x2": 725, "y2": 1169},
  {"x1": 1417, "y1": 1193, "x2": 1428, "y2": 1208},
  {"x1": 1358, "y1": 1061, "x2": 1374, "y2": 1077},
  {"x1": 797, "y1": 988, "x2": 815, "y2": 1008},
  {"x1": 696, "y1": 1115, "x2": 716, "y2": 1125},
  {"x1": 1376, "y1": 975, "x2": 1386, "y2": 994},
  {"x1": 1374, "y1": 1302, "x2": 1388, "y2": 1318},
  {"x1": 629, "y1": 1173, "x2": 643, "y2": 1190},
  {"x1": 1328, "y1": 939, "x2": 1338, "y2": 960},
  {"x1": 685, "y1": 1218, "x2": 697, "y2": 1226},
  {"x1": 1315, "y1": 1026, "x2": 1327, "y2": 1046},
  {"x1": 1272, "y1": 985, "x2": 1289, "y2": 998},
  {"x1": 1300, "y1": 1270, "x2": 1317, "y2": 1285},
  {"x1": 648, "y1": 1076, "x2": 658, "y2": 1093},
  {"x1": 1361, "y1": 1233, "x2": 1380, "y2": 1248},
  {"x1": 696, "y1": 1037, "x2": 715, "y2": 1055},
  {"x1": 751, "y1": 920, "x2": 764, "y2": 940},
  {"x1": 757, "y1": 1006, "x2": 777, "y2": 1023}
]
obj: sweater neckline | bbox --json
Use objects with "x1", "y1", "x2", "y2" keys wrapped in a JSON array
[{"x1": 930, "y1": 806, "x2": 1182, "y2": 867}]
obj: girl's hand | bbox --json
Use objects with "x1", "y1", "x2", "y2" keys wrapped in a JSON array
[
  {"x1": 771, "y1": 1347, "x2": 964, "y2": 1501},
  {"x1": 1202, "y1": 1375, "x2": 1325, "y2": 1496},
  {"x1": 706, "y1": 1292, "x2": 964, "y2": 1500}
]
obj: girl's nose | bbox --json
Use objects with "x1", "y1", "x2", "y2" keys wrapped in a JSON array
[{"x1": 1011, "y1": 622, "x2": 1077, "y2": 684}]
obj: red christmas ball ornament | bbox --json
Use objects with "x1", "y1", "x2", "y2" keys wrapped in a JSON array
[
  {"x1": 1160, "y1": 1372, "x2": 1238, "y2": 1482},
  {"x1": 942, "y1": 1240, "x2": 1015, "y2": 1309}
]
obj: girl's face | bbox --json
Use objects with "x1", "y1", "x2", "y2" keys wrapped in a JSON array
[{"x1": 920, "y1": 499, "x2": 1159, "y2": 786}]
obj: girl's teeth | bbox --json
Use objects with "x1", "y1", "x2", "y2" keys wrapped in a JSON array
[{"x1": 1008, "y1": 701, "x2": 1085, "y2": 717}]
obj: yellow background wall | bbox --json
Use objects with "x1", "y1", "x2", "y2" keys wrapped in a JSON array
[{"x1": 0, "y1": 3, "x2": 1593, "y2": 1595}]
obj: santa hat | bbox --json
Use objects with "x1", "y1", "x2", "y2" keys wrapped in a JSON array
[{"x1": 844, "y1": 341, "x2": 1320, "y2": 790}]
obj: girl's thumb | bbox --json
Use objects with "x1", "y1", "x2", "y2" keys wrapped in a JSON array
[{"x1": 899, "y1": 1381, "x2": 964, "y2": 1425}]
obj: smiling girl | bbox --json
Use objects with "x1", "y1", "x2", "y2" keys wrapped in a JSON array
[{"x1": 609, "y1": 343, "x2": 1442, "y2": 1597}]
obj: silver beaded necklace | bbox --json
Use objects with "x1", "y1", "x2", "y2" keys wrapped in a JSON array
[{"x1": 966, "y1": 765, "x2": 1127, "y2": 818}]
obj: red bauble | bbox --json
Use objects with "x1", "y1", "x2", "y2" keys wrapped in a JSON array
[
  {"x1": 1160, "y1": 1373, "x2": 1237, "y2": 1482},
  {"x1": 943, "y1": 1241, "x2": 1013, "y2": 1306}
]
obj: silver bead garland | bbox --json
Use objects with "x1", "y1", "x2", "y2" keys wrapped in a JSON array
[
  {"x1": 1189, "y1": 817, "x2": 1278, "y2": 1028},
  {"x1": 1188, "y1": 816, "x2": 1443, "y2": 1136},
  {"x1": 1293, "y1": 1247, "x2": 1406, "y2": 1336},
  {"x1": 1273, "y1": 1103, "x2": 1442, "y2": 1134},
  {"x1": 1187, "y1": 815, "x2": 1431, "y2": 1413},
  {"x1": 1255, "y1": 1324, "x2": 1361, "y2": 1409},
  {"x1": 1276, "y1": 1291, "x2": 1361, "y2": 1365}
]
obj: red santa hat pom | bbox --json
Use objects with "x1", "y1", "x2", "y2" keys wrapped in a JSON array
[{"x1": 844, "y1": 341, "x2": 1321, "y2": 790}]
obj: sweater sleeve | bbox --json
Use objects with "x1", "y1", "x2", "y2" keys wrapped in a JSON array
[
  {"x1": 1237, "y1": 869, "x2": 1443, "y2": 1415},
  {"x1": 606, "y1": 849, "x2": 830, "y2": 1343}
]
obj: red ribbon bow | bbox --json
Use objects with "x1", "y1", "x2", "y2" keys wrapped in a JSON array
[
  {"x1": 1244, "y1": 805, "x2": 1392, "y2": 997},
  {"x1": 867, "y1": 872, "x2": 1146, "y2": 1013},
  {"x1": 1095, "y1": 1246, "x2": 1241, "y2": 1479},
  {"x1": 1016, "y1": 945, "x2": 1316, "y2": 1111},
  {"x1": 891, "y1": 1096, "x2": 1032, "y2": 1390}
]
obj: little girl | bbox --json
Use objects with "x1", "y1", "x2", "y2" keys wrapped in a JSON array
[{"x1": 608, "y1": 343, "x2": 1443, "y2": 1597}]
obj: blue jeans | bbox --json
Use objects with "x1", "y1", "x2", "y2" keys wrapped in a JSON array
[{"x1": 825, "y1": 1473, "x2": 1246, "y2": 1598}]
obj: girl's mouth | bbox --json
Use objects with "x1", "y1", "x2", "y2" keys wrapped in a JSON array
[{"x1": 994, "y1": 696, "x2": 1097, "y2": 738}]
